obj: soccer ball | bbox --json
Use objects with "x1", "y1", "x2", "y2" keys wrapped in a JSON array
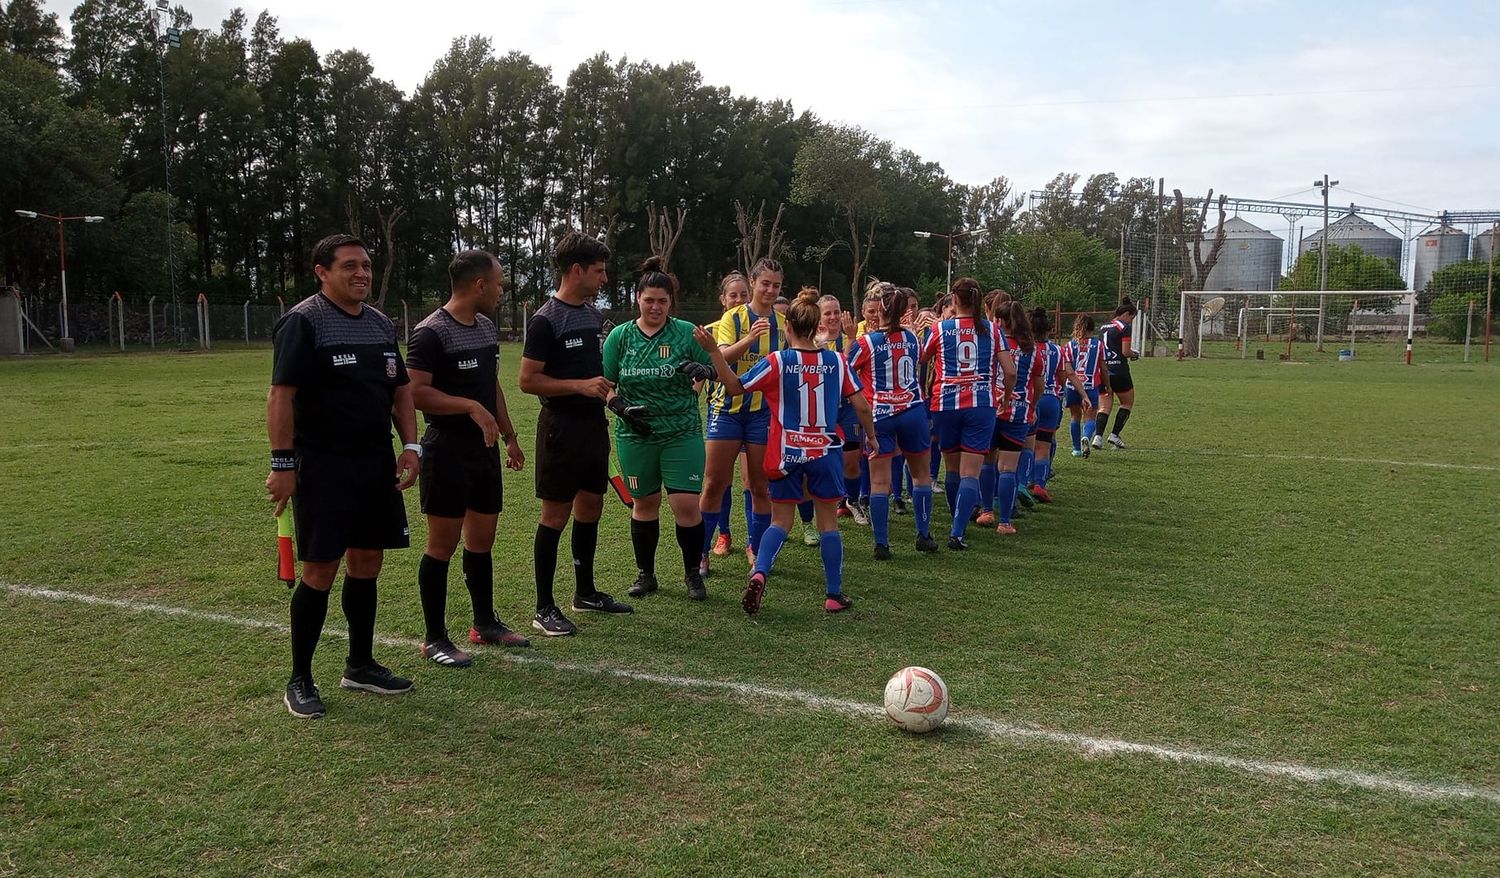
[{"x1": 883, "y1": 666, "x2": 949, "y2": 733}]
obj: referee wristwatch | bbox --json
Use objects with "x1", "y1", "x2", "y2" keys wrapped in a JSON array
[{"x1": 403, "y1": 442, "x2": 423, "y2": 459}]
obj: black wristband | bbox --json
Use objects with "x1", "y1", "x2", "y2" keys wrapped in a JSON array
[{"x1": 271, "y1": 449, "x2": 296, "y2": 471}]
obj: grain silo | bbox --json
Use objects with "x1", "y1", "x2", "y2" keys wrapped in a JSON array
[
  {"x1": 1297, "y1": 212, "x2": 1403, "y2": 267},
  {"x1": 1473, "y1": 226, "x2": 1499, "y2": 265},
  {"x1": 1412, "y1": 225, "x2": 1470, "y2": 291},
  {"x1": 1200, "y1": 216, "x2": 1283, "y2": 290}
]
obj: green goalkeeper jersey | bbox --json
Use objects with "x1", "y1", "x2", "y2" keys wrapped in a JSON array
[{"x1": 602, "y1": 317, "x2": 714, "y2": 444}]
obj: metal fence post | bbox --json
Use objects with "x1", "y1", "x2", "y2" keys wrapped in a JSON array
[
  {"x1": 402, "y1": 299, "x2": 409, "y2": 344},
  {"x1": 243, "y1": 299, "x2": 251, "y2": 343},
  {"x1": 197, "y1": 293, "x2": 211, "y2": 350},
  {"x1": 113, "y1": 292, "x2": 125, "y2": 352},
  {"x1": 1464, "y1": 298, "x2": 1474, "y2": 363}
]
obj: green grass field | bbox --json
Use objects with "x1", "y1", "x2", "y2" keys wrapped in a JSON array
[{"x1": 2, "y1": 343, "x2": 1498, "y2": 877}]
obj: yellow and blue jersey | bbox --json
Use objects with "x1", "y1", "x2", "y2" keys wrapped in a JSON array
[{"x1": 711, "y1": 304, "x2": 789, "y2": 414}]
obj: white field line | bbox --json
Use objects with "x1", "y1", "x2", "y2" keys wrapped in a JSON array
[
  {"x1": 1129, "y1": 447, "x2": 1500, "y2": 473},
  {"x1": 0, "y1": 437, "x2": 262, "y2": 452},
  {"x1": 6, "y1": 581, "x2": 1500, "y2": 807}
]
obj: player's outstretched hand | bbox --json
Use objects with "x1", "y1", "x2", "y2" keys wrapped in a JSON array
[
  {"x1": 676, "y1": 361, "x2": 715, "y2": 382},
  {"x1": 267, "y1": 470, "x2": 295, "y2": 516},
  {"x1": 395, "y1": 449, "x2": 420, "y2": 490},
  {"x1": 608, "y1": 395, "x2": 654, "y2": 437},
  {"x1": 469, "y1": 400, "x2": 499, "y2": 446},
  {"x1": 693, "y1": 325, "x2": 717, "y2": 352}
]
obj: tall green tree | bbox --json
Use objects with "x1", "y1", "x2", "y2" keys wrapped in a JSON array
[{"x1": 3, "y1": 0, "x2": 66, "y2": 68}]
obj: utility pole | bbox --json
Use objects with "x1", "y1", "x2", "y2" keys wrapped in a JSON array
[
  {"x1": 1313, "y1": 174, "x2": 1339, "y2": 351},
  {"x1": 1485, "y1": 221, "x2": 1496, "y2": 362},
  {"x1": 152, "y1": 0, "x2": 181, "y2": 305}
]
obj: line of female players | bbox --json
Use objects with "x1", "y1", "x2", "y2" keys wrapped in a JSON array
[{"x1": 613, "y1": 257, "x2": 1124, "y2": 616}]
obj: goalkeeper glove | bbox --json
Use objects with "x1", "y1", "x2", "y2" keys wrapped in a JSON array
[
  {"x1": 676, "y1": 361, "x2": 715, "y2": 382},
  {"x1": 608, "y1": 395, "x2": 654, "y2": 437}
]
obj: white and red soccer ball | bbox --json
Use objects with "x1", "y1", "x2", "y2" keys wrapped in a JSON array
[{"x1": 883, "y1": 666, "x2": 949, "y2": 733}]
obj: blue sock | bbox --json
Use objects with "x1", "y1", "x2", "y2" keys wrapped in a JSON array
[
  {"x1": 1019, "y1": 449, "x2": 1034, "y2": 490},
  {"x1": 1070, "y1": 420, "x2": 1081, "y2": 452},
  {"x1": 929, "y1": 444, "x2": 941, "y2": 480},
  {"x1": 750, "y1": 511, "x2": 771, "y2": 554},
  {"x1": 913, "y1": 484, "x2": 933, "y2": 538},
  {"x1": 798, "y1": 501, "x2": 814, "y2": 524},
  {"x1": 998, "y1": 471, "x2": 1017, "y2": 524},
  {"x1": 951, "y1": 476, "x2": 979, "y2": 538},
  {"x1": 718, "y1": 490, "x2": 733, "y2": 535},
  {"x1": 870, "y1": 493, "x2": 890, "y2": 546},
  {"x1": 742, "y1": 489, "x2": 753, "y2": 526},
  {"x1": 979, "y1": 463, "x2": 997, "y2": 512},
  {"x1": 858, "y1": 458, "x2": 870, "y2": 502},
  {"x1": 700, "y1": 511, "x2": 720, "y2": 555},
  {"x1": 819, "y1": 530, "x2": 844, "y2": 595},
  {"x1": 944, "y1": 471, "x2": 960, "y2": 515},
  {"x1": 1083, "y1": 419, "x2": 1096, "y2": 444},
  {"x1": 890, "y1": 455, "x2": 905, "y2": 499},
  {"x1": 754, "y1": 525, "x2": 788, "y2": 577},
  {"x1": 1036, "y1": 453, "x2": 1050, "y2": 489}
]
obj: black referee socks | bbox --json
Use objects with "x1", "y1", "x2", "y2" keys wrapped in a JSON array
[
  {"x1": 461, "y1": 549, "x2": 494, "y2": 626},
  {"x1": 676, "y1": 522, "x2": 705, "y2": 577},
  {"x1": 342, "y1": 576, "x2": 378, "y2": 667},
  {"x1": 534, "y1": 524, "x2": 563, "y2": 611},
  {"x1": 289, "y1": 580, "x2": 329, "y2": 679},
  {"x1": 418, "y1": 555, "x2": 450, "y2": 643},
  {"x1": 572, "y1": 519, "x2": 600, "y2": 598},
  {"x1": 1112, "y1": 407, "x2": 1131, "y2": 437},
  {"x1": 1094, "y1": 410, "x2": 1110, "y2": 439}
]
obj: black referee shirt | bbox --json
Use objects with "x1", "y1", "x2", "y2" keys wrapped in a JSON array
[
  {"x1": 522, "y1": 295, "x2": 605, "y2": 414},
  {"x1": 406, "y1": 308, "x2": 498, "y2": 441},
  {"x1": 272, "y1": 293, "x2": 408, "y2": 454}
]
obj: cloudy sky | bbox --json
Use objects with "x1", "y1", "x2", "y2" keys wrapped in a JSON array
[{"x1": 48, "y1": 0, "x2": 1500, "y2": 223}]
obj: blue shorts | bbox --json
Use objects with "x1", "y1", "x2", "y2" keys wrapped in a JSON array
[
  {"x1": 933, "y1": 407, "x2": 996, "y2": 454},
  {"x1": 993, "y1": 418, "x2": 1029, "y2": 452},
  {"x1": 838, "y1": 410, "x2": 862, "y2": 451},
  {"x1": 874, "y1": 406, "x2": 932, "y2": 458},
  {"x1": 706, "y1": 407, "x2": 771, "y2": 445},
  {"x1": 768, "y1": 455, "x2": 845, "y2": 504},
  {"x1": 1064, "y1": 387, "x2": 1100, "y2": 410},
  {"x1": 1036, "y1": 394, "x2": 1063, "y2": 432}
]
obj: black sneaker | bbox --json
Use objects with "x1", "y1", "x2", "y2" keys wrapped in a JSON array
[
  {"x1": 685, "y1": 570, "x2": 707, "y2": 601},
  {"x1": 743, "y1": 572, "x2": 766, "y2": 616},
  {"x1": 873, "y1": 543, "x2": 891, "y2": 561},
  {"x1": 572, "y1": 591, "x2": 633, "y2": 614},
  {"x1": 824, "y1": 593, "x2": 853, "y2": 613},
  {"x1": 284, "y1": 675, "x2": 325, "y2": 719},
  {"x1": 947, "y1": 535, "x2": 968, "y2": 551},
  {"x1": 914, "y1": 535, "x2": 939, "y2": 553},
  {"x1": 532, "y1": 605, "x2": 577, "y2": 636},
  {"x1": 470, "y1": 615, "x2": 531, "y2": 648},
  {"x1": 627, "y1": 572, "x2": 659, "y2": 598},
  {"x1": 339, "y1": 662, "x2": 414, "y2": 695},
  {"x1": 420, "y1": 638, "x2": 473, "y2": 668},
  {"x1": 893, "y1": 497, "x2": 909, "y2": 516}
]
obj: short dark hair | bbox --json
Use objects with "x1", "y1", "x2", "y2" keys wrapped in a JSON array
[
  {"x1": 449, "y1": 249, "x2": 499, "y2": 289},
  {"x1": 554, "y1": 231, "x2": 611, "y2": 275},
  {"x1": 312, "y1": 234, "x2": 367, "y2": 272}
]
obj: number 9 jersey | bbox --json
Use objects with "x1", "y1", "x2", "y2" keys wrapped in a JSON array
[{"x1": 921, "y1": 316, "x2": 1004, "y2": 412}]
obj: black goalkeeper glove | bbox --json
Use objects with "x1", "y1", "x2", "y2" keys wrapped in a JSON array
[
  {"x1": 676, "y1": 361, "x2": 715, "y2": 382},
  {"x1": 608, "y1": 395, "x2": 654, "y2": 437}
]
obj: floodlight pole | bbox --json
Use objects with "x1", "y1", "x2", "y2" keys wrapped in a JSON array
[
  {"x1": 1313, "y1": 175, "x2": 1338, "y2": 352},
  {"x1": 14, "y1": 210, "x2": 105, "y2": 346},
  {"x1": 1485, "y1": 221, "x2": 1495, "y2": 362},
  {"x1": 914, "y1": 228, "x2": 988, "y2": 293}
]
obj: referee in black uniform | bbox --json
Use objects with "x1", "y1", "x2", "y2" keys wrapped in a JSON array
[
  {"x1": 519, "y1": 231, "x2": 633, "y2": 636},
  {"x1": 408, "y1": 249, "x2": 531, "y2": 667},
  {"x1": 267, "y1": 234, "x2": 420, "y2": 719}
]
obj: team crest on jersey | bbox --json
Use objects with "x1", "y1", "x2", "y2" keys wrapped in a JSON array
[
  {"x1": 385, "y1": 355, "x2": 398, "y2": 379},
  {"x1": 659, "y1": 344, "x2": 672, "y2": 359},
  {"x1": 627, "y1": 475, "x2": 638, "y2": 490}
]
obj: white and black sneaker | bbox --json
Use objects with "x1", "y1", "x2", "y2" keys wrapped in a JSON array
[
  {"x1": 532, "y1": 605, "x2": 578, "y2": 636},
  {"x1": 1091, "y1": 434, "x2": 1104, "y2": 450},
  {"x1": 284, "y1": 675, "x2": 325, "y2": 719},
  {"x1": 420, "y1": 638, "x2": 473, "y2": 668},
  {"x1": 339, "y1": 662, "x2": 414, "y2": 695},
  {"x1": 848, "y1": 502, "x2": 870, "y2": 526},
  {"x1": 572, "y1": 591, "x2": 633, "y2": 614},
  {"x1": 1107, "y1": 433, "x2": 1126, "y2": 449}
]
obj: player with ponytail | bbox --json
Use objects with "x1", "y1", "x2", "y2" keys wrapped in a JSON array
[
  {"x1": 1029, "y1": 307, "x2": 1090, "y2": 501},
  {"x1": 1064, "y1": 314, "x2": 1106, "y2": 457},
  {"x1": 990, "y1": 301, "x2": 1042, "y2": 534},
  {"x1": 697, "y1": 288, "x2": 876, "y2": 615}
]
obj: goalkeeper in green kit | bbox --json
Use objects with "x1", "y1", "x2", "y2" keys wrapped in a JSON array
[{"x1": 603, "y1": 257, "x2": 719, "y2": 602}]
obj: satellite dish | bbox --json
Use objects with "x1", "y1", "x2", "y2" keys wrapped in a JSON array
[{"x1": 1202, "y1": 296, "x2": 1227, "y2": 319}]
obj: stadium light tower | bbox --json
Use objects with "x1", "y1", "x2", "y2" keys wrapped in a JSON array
[
  {"x1": 14, "y1": 210, "x2": 106, "y2": 346},
  {"x1": 1313, "y1": 174, "x2": 1339, "y2": 351},
  {"x1": 914, "y1": 228, "x2": 989, "y2": 292}
]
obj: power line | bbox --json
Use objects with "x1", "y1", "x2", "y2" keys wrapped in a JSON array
[{"x1": 875, "y1": 83, "x2": 1500, "y2": 115}]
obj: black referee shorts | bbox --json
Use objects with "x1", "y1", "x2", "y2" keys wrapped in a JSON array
[
  {"x1": 419, "y1": 426, "x2": 503, "y2": 518},
  {"x1": 292, "y1": 446, "x2": 410, "y2": 563},
  {"x1": 1107, "y1": 365, "x2": 1134, "y2": 394},
  {"x1": 535, "y1": 406, "x2": 609, "y2": 502}
]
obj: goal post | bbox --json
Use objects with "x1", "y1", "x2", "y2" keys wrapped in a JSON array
[{"x1": 1178, "y1": 291, "x2": 1413, "y2": 361}]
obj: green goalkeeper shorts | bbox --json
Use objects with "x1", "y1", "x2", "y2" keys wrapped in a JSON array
[{"x1": 616, "y1": 432, "x2": 706, "y2": 497}]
